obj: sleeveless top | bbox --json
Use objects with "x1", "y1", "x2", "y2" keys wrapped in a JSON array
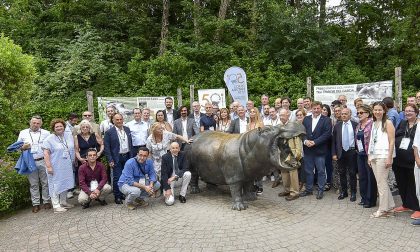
[
  {"x1": 368, "y1": 122, "x2": 395, "y2": 159},
  {"x1": 77, "y1": 134, "x2": 99, "y2": 158}
]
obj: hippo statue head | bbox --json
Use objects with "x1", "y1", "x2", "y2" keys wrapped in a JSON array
[{"x1": 256, "y1": 122, "x2": 306, "y2": 172}]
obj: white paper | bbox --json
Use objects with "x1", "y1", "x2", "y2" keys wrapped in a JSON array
[
  {"x1": 399, "y1": 138, "x2": 410, "y2": 150},
  {"x1": 90, "y1": 180, "x2": 99, "y2": 191}
]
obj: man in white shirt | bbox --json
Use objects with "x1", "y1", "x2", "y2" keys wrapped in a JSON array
[
  {"x1": 173, "y1": 106, "x2": 199, "y2": 150},
  {"x1": 163, "y1": 97, "x2": 179, "y2": 128},
  {"x1": 126, "y1": 108, "x2": 149, "y2": 154},
  {"x1": 227, "y1": 106, "x2": 248, "y2": 134},
  {"x1": 18, "y1": 115, "x2": 51, "y2": 213},
  {"x1": 267, "y1": 107, "x2": 280, "y2": 126},
  {"x1": 188, "y1": 101, "x2": 204, "y2": 128},
  {"x1": 100, "y1": 106, "x2": 115, "y2": 136},
  {"x1": 291, "y1": 98, "x2": 305, "y2": 122},
  {"x1": 262, "y1": 105, "x2": 271, "y2": 125}
]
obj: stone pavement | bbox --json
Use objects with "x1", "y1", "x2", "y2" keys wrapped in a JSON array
[{"x1": 1, "y1": 181, "x2": 419, "y2": 252}]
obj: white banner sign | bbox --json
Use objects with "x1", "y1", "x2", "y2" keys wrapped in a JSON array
[
  {"x1": 197, "y1": 89, "x2": 226, "y2": 113},
  {"x1": 97, "y1": 96, "x2": 172, "y2": 122},
  {"x1": 224, "y1": 66, "x2": 248, "y2": 107},
  {"x1": 314, "y1": 80, "x2": 393, "y2": 106}
]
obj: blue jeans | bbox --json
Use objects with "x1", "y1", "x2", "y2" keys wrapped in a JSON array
[
  {"x1": 119, "y1": 181, "x2": 161, "y2": 204},
  {"x1": 304, "y1": 154, "x2": 326, "y2": 192}
]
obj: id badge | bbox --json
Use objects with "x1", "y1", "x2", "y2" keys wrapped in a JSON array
[
  {"x1": 139, "y1": 178, "x2": 146, "y2": 186},
  {"x1": 399, "y1": 138, "x2": 410, "y2": 150},
  {"x1": 90, "y1": 180, "x2": 99, "y2": 191},
  {"x1": 121, "y1": 141, "x2": 128, "y2": 153},
  {"x1": 30, "y1": 143, "x2": 39, "y2": 154},
  {"x1": 209, "y1": 126, "x2": 214, "y2": 131},
  {"x1": 62, "y1": 150, "x2": 70, "y2": 159},
  {"x1": 357, "y1": 140, "x2": 364, "y2": 152}
]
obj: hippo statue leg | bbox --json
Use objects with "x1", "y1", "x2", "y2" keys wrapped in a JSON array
[
  {"x1": 243, "y1": 181, "x2": 257, "y2": 201},
  {"x1": 190, "y1": 171, "x2": 201, "y2": 194},
  {"x1": 230, "y1": 183, "x2": 248, "y2": 210}
]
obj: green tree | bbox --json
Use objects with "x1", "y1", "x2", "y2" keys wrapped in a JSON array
[{"x1": 0, "y1": 34, "x2": 37, "y2": 154}]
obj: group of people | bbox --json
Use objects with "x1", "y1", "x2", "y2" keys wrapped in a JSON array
[{"x1": 15, "y1": 92, "x2": 420, "y2": 225}]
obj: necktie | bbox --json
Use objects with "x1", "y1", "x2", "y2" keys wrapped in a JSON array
[
  {"x1": 343, "y1": 122, "x2": 349, "y2": 151},
  {"x1": 173, "y1": 156, "x2": 179, "y2": 175}
]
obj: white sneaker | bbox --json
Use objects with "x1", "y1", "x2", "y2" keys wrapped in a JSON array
[
  {"x1": 67, "y1": 191, "x2": 74, "y2": 199},
  {"x1": 61, "y1": 203, "x2": 74, "y2": 209},
  {"x1": 270, "y1": 176, "x2": 275, "y2": 182},
  {"x1": 54, "y1": 207, "x2": 67, "y2": 213}
]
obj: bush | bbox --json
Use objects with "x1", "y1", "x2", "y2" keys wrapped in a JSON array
[{"x1": 0, "y1": 158, "x2": 31, "y2": 214}]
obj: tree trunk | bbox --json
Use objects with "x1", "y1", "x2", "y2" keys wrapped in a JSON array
[
  {"x1": 159, "y1": 0, "x2": 170, "y2": 56},
  {"x1": 193, "y1": 0, "x2": 201, "y2": 46},
  {"x1": 319, "y1": 0, "x2": 326, "y2": 27},
  {"x1": 214, "y1": 0, "x2": 230, "y2": 43}
]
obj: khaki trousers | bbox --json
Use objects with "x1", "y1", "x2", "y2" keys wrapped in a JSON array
[
  {"x1": 371, "y1": 158, "x2": 395, "y2": 212},
  {"x1": 78, "y1": 184, "x2": 112, "y2": 205},
  {"x1": 280, "y1": 169, "x2": 299, "y2": 196}
]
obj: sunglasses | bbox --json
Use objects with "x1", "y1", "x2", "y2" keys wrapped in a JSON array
[{"x1": 357, "y1": 111, "x2": 367, "y2": 115}]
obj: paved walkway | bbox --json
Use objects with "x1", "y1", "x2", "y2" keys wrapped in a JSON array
[{"x1": 1, "y1": 181, "x2": 419, "y2": 251}]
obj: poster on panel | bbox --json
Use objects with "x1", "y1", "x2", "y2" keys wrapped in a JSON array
[
  {"x1": 197, "y1": 89, "x2": 226, "y2": 113},
  {"x1": 314, "y1": 80, "x2": 393, "y2": 106},
  {"x1": 224, "y1": 66, "x2": 248, "y2": 107}
]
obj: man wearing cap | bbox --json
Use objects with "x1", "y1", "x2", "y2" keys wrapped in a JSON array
[{"x1": 18, "y1": 115, "x2": 51, "y2": 213}]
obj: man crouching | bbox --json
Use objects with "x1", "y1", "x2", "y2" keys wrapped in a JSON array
[
  {"x1": 78, "y1": 148, "x2": 112, "y2": 209},
  {"x1": 161, "y1": 142, "x2": 191, "y2": 205},
  {"x1": 118, "y1": 147, "x2": 161, "y2": 210}
]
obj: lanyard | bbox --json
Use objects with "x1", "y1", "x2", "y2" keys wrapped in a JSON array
[
  {"x1": 29, "y1": 129, "x2": 41, "y2": 144},
  {"x1": 55, "y1": 134, "x2": 69, "y2": 150},
  {"x1": 117, "y1": 128, "x2": 126, "y2": 141},
  {"x1": 404, "y1": 121, "x2": 417, "y2": 138}
]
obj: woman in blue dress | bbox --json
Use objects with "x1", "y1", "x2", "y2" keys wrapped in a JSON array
[{"x1": 43, "y1": 119, "x2": 75, "y2": 213}]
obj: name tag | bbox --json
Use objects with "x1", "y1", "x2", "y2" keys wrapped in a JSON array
[
  {"x1": 31, "y1": 143, "x2": 39, "y2": 154},
  {"x1": 139, "y1": 178, "x2": 146, "y2": 186},
  {"x1": 90, "y1": 180, "x2": 99, "y2": 191},
  {"x1": 399, "y1": 138, "x2": 410, "y2": 150},
  {"x1": 62, "y1": 150, "x2": 70, "y2": 159},
  {"x1": 121, "y1": 141, "x2": 128, "y2": 153}
]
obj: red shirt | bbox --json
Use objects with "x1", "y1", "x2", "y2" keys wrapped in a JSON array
[{"x1": 78, "y1": 161, "x2": 108, "y2": 195}]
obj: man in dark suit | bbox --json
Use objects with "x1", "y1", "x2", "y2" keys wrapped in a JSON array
[
  {"x1": 300, "y1": 101, "x2": 332, "y2": 199},
  {"x1": 227, "y1": 105, "x2": 248, "y2": 134},
  {"x1": 104, "y1": 113, "x2": 136, "y2": 204},
  {"x1": 188, "y1": 101, "x2": 205, "y2": 129},
  {"x1": 161, "y1": 142, "x2": 191, "y2": 205},
  {"x1": 162, "y1": 97, "x2": 179, "y2": 128},
  {"x1": 332, "y1": 107, "x2": 358, "y2": 201},
  {"x1": 173, "y1": 106, "x2": 199, "y2": 150}
]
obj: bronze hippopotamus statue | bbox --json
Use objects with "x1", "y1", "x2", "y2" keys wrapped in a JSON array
[{"x1": 185, "y1": 122, "x2": 305, "y2": 210}]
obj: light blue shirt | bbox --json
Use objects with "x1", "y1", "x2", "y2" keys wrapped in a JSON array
[{"x1": 118, "y1": 158, "x2": 156, "y2": 188}]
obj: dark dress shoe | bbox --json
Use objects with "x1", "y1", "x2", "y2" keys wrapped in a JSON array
[
  {"x1": 272, "y1": 180, "x2": 281, "y2": 188},
  {"x1": 32, "y1": 205, "x2": 41, "y2": 213},
  {"x1": 358, "y1": 201, "x2": 365, "y2": 206},
  {"x1": 81, "y1": 203, "x2": 90, "y2": 209},
  {"x1": 350, "y1": 193, "x2": 356, "y2": 202},
  {"x1": 324, "y1": 183, "x2": 331, "y2": 191},
  {"x1": 278, "y1": 191, "x2": 290, "y2": 197},
  {"x1": 299, "y1": 191, "x2": 313, "y2": 197},
  {"x1": 316, "y1": 191, "x2": 324, "y2": 200},
  {"x1": 115, "y1": 198, "x2": 124, "y2": 204},
  {"x1": 338, "y1": 193, "x2": 348, "y2": 200},
  {"x1": 43, "y1": 203, "x2": 52, "y2": 209},
  {"x1": 178, "y1": 195, "x2": 186, "y2": 203}
]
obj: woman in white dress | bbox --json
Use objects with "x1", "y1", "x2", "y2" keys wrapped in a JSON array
[
  {"x1": 42, "y1": 119, "x2": 75, "y2": 213},
  {"x1": 146, "y1": 122, "x2": 191, "y2": 178}
]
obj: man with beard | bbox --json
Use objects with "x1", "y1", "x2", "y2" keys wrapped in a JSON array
[
  {"x1": 162, "y1": 97, "x2": 179, "y2": 128},
  {"x1": 173, "y1": 106, "x2": 199, "y2": 150}
]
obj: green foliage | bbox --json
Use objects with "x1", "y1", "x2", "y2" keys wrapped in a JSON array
[
  {"x1": 0, "y1": 34, "x2": 36, "y2": 156},
  {"x1": 0, "y1": 159, "x2": 31, "y2": 214}
]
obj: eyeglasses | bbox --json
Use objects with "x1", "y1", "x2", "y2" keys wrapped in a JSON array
[
  {"x1": 357, "y1": 111, "x2": 367, "y2": 115},
  {"x1": 405, "y1": 110, "x2": 415, "y2": 113}
]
